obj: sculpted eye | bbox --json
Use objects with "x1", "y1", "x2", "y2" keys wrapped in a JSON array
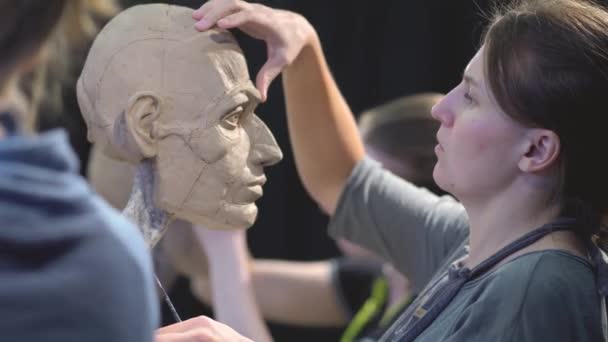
[{"x1": 220, "y1": 106, "x2": 244, "y2": 130}]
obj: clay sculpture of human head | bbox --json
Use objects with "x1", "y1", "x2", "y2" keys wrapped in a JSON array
[{"x1": 77, "y1": 4, "x2": 282, "y2": 230}]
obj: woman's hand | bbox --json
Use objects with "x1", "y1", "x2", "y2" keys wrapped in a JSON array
[
  {"x1": 155, "y1": 316, "x2": 254, "y2": 342},
  {"x1": 193, "y1": 0, "x2": 317, "y2": 101}
]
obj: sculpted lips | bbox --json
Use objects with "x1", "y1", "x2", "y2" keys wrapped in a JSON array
[{"x1": 234, "y1": 176, "x2": 266, "y2": 204}]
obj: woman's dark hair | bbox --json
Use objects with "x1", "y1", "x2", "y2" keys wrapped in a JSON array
[
  {"x1": 0, "y1": 1, "x2": 68, "y2": 92},
  {"x1": 483, "y1": 0, "x2": 608, "y2": 239}
]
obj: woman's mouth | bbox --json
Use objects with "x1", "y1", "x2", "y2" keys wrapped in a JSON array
[{"x1": 435, "y1": 143, "x2": 444, "y2": 154}]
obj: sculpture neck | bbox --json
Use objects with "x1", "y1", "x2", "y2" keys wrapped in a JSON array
[{"x1": 122, "y1": 159, "x2": 174, "y2": 248}]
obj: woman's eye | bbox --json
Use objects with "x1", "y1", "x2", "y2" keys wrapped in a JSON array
[
  {"x1": 462, "y1": 83, "x2": 475, "y2": 105},
  {"x1": 221, "y1": 106, "x2": 243, "y2": 130}
]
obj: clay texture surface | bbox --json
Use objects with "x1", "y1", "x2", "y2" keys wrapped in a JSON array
[{"x1": 78, "y1": 4, "x2": 282, "y2": 231}]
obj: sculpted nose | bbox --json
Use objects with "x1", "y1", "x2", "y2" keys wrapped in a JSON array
[
  {"x1": 248, "y1": 115, "x2": 283, "y2": 167},
  {"x1": 251, "y1": 143, "x2": 283, "y2": 167}
]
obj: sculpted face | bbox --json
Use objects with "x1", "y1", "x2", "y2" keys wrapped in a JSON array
[
  {"x1": 155, "y1": 81, "x2": 282, "y2": 229},
  {"x1": 77, "y1": 4, "x2": 282, "y2": 230}
]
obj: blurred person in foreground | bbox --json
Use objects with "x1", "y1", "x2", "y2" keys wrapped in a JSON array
[{"x1": 0, "y1": 1, "x2": 157, "y2": 341}]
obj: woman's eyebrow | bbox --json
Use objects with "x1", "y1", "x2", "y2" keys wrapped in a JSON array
[{"x1": 463, "y1": 73, "x2": 479, "y2": 88}]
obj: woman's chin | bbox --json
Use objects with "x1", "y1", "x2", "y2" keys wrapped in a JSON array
[{"x1": 432, "y1": 165, "x2": 451, "y2": 194}]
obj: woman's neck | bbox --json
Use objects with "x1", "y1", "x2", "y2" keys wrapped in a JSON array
[
  {"x1": 463, "y1": 183, "x2": 563, "y2": 268},
  {"x1": 122, "y1": 159, "x2": 174, "y2": 248}
]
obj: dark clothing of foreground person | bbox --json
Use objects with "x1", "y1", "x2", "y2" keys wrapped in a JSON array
[{"x1": 0, "y1": 126, "x2": 158, "y2": 342}]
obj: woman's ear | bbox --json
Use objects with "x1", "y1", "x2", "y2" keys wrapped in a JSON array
[
  {"x1": 118, "y1": 91, "x2": 163, "y2": 162},
  {"x1": 518, "y1": 129, "x2": 560, "y2": 173}
]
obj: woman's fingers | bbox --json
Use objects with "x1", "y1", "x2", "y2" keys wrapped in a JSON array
[
  {"x1": 155, "y1": 315, "x2": 253, "y2": 342},
  {"x1": 192, "y1": 0, "x2": 316, "y2": 102},
  {"x1": 216, "y1": 7, "x2": 271, "y2": 40},
  {"x1": 192, "y1": 1, "x2": 212, "y2": 20},
  {"x1": 256, "y1": 52, "x2": 288, "y2": 101},
  {"x1": 216, "y1": 10, "x2": 252, "y2": 30},
  {"x1": 156, "y1": 331, "x2": 207, "y2": 342},
  {"x1": 193, "y1": 0, "x2": 250, "y2": 31},
  {"x1": 156, "y1": 316, "x2": 214, "y2": 335},
  {"x1": 194, "y1": 7, "x2": 235, "y2": 31}
]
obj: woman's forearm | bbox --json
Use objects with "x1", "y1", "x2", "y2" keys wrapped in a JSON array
[
  {"x1": 204, "y1": 233, "x2": 273, "y2": 342},
  {"x1": 283, "y1": 36, "x2": 365, "y2": 214}
]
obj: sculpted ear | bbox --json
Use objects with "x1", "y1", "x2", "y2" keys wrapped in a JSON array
[{"x1": 118, "y1": 91, "x2": 162, "y2": 162}]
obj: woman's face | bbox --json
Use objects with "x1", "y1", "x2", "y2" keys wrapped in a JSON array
[{"x1": 430, "y1": 47, "x2": 530, "y2": 203}]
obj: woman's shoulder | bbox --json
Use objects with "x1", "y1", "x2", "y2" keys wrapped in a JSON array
[
  {"x1": 456, "y1": 251, "x2": 602, "y2": 341},
  {"x1": 502, "y1": 250, "x2": 592, "y2": 281},
  {"x1": 496, "y1": 251, "x2": 602, "y2": 340},
  {"x1": 471, "y1": 250, "x2": 599, "y2": 315},
  {"x1": 462, "y1": 250, "x2": 597, "y2": 313}
]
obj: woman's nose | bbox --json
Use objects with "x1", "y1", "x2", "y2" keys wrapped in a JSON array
[{"x1": 430, "y1": 96, "x2": 454, "y2": 127}]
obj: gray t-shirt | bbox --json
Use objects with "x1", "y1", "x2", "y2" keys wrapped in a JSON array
[{"x1": 329, "y1": 157, "x2": 602, "y2": 341}]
